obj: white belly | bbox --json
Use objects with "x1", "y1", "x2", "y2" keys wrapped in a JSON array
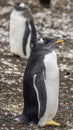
[
  {"x1": 51, "y1": 0, "x2": 58, "y2": 6},
  {"x1": 38, "y1": 51, "x2": 59, "y2": 126},
  {"x1": 10, "y1": 10, "x2": 27, "y2": 58}
]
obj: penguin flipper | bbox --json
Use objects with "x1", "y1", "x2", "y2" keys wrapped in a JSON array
[{"x1": 45, "y1": 119, "x2": 60, "y2": 126}]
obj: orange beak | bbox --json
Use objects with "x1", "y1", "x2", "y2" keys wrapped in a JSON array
[{"x1": 55, "y1": 39, "x2": 64, "y2": 44}]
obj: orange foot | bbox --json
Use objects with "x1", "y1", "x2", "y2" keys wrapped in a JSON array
[{"x1": 45, "y1": 119, "x2": 60, "y2": 126}]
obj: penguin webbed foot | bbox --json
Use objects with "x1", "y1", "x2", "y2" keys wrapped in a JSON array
[
  {"x1": 45, "y1": 119, "x2": 60, "y2": 126},
  {"x1": 14, "y1": 114, "x2": 28, "y2": 123}
]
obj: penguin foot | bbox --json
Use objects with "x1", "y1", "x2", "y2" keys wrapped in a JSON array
[
  {"x1": 45, "y1": 119, "x2": 60, "y2": 126},
  {"x1": 14, "y1": 114, "x2": 38, "y2": 126},
  {"x1": 14, "y1": 114, "x2": 28, "y2": 123}
]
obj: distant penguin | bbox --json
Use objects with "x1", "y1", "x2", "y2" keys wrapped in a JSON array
[
  {"x1": 39, "y1": 0, "x2": 58, "y2": 8},
  {"x1": 39, "y1": 0, "x2": 50, "y2": 7},
  {"x1": 10, "y1": 2, "x2": 36, "y2": 58},
  {"x1": 15, "y1": 37, "x2": 63, "y2": 127}
]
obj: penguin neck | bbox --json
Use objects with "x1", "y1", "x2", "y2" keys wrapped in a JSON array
[
  {"x1": 12, "y1": 9, "x2": 25, "y2": 17},
  {"x1": 31, "y1": 43, "x2": 55, "y2": 57}
]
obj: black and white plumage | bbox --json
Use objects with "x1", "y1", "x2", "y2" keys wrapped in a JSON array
[
  {"x1": 15, "y1": 37, "x2": 61, "y2": 127},
  {"x1": 10, "y1": 2, "x2": 36, "y2": 58}
]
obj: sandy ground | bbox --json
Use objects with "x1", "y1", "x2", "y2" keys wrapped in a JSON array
[{"x1": 0, "y1": 0, "x2": 73, "y2": 130}]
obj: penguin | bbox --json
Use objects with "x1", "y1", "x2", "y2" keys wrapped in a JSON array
[
  {"x1": 10, "y1": 2, "x2": 36, "y2": 58},
  {"x1": 39, "y1": 0, "x2": 58, "y2": 8},
  {"x1": 14, "y1": 37, "x2": 64, "y2": 127},
  {"x1": 39, "y1": 0, "x2": 50, "y2": 8}
]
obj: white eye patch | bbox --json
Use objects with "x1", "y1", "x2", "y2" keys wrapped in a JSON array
[
  {"x1": 20, "y1": 3, "x2": 25, "y2": 8},
  {"x1": 40, "y1": 38, "x2": 44, "y2": 44}
]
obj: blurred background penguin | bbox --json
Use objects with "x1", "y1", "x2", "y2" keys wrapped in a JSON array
[
  {"x1": 39, "y1": 0, "x2": 58, "y2": 8},
  {"x1": 10, "y1": 2, "x2": 36, "y2": 59}
]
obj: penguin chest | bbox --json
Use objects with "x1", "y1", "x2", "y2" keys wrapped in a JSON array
[
  {"x1": 51, "y1": 0, "x2": 58, "y2": 6},
  {"x1": 10, "y1": 12, "x2": 27, "y2": 57},
  {"x1": 39, "y1": 51, "x2": 59, "y2": 126}
]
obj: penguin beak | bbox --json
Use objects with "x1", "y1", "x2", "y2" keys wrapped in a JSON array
[{"x1": 55, "y1": 39, "x2": 64, "y2": 44}]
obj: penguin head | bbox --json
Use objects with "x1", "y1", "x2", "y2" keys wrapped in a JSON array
[
  {"x1": 35, "y1": 37, "x2": 64, "y2": 52},
  {"x1": 31, "y1": 37, "x2": 64, "y2": 56},
  {"x1": 36, "y1": 37, "x2": 64, "y2": 46},
  {"x1": 36, "y1": 37, "x2": 56, "y2": 46},
  {"x1": 14, "y1": 2, "x2": 33, "y2": 20},
  {"x1": 14, "y1": 2, "x2": 27, "y2": 11}
]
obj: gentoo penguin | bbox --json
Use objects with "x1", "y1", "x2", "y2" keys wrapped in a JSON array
[
  {"x1": 39, "y1": 0, "x2": 58, "y2": 8},
  {"x1": 39, "y1": 0, "x2": 50, "y2": 7},
  {"x1": 10, "y1": 2, "x2": 36, "y2": 58},
  {"x1": 15, "y1": 37, "x2": 63, "y2": 127}
]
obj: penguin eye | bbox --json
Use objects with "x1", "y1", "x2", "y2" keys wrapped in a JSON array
[{"x1": 43, "y1": 37, "x2": 50, "y2": 43}]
